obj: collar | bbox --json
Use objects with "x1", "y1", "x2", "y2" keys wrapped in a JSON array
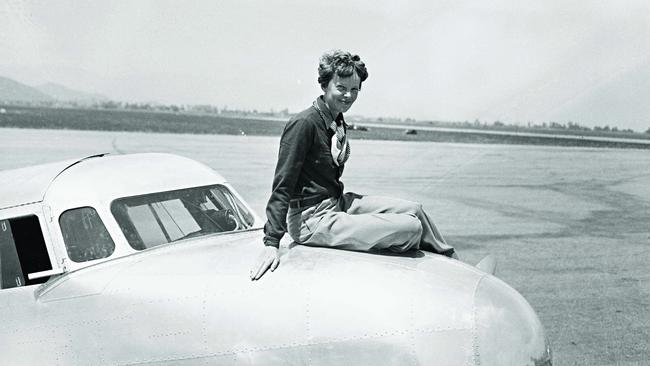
[{"x1": 316, "y1": 96, "x2": 347, "y2": 127}]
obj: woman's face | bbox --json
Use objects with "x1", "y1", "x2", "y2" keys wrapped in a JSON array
[{"x1": 322, "y1": 72, "x2": 361, "y2": 116}]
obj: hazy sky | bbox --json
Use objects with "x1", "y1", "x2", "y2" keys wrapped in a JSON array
[{"x1": 1, "y1": 0, "x2": 649, "y2": 130}]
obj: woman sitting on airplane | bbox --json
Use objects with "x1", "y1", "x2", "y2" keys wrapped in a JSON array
[{"x1": 251, "y1": 50, "x2": 457, "y2": 280}]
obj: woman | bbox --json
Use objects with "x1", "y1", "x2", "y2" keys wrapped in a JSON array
[{"x1": 250, "y1": 50, "x2": 456, "y2": 280}]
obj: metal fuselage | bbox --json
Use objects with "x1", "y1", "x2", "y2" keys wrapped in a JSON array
[{"x1": 0, "y1": 153, "x2": 552, "y2": 365}]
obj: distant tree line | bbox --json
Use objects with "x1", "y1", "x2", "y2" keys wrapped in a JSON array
[
  {"x1": 0, "y1": 99, "x2": 291, "y2": 120},
  {"x1": 2, "y1": 99, "x2": 648, "y2": 135},
  {"x1": 369, "y1": 116, "x2": 642, "y2": 134},
  {"x1": 429, "y1": 118, "x2": 640, "y2": 135}
]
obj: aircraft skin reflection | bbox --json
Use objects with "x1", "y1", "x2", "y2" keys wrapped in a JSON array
[{"x1": 0, "y1": 153, "x2": 552, "y2": 365}]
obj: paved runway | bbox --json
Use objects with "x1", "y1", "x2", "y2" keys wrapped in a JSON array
[{"x1": 2, "y1": 127, "x2": 649, "y2": 365}]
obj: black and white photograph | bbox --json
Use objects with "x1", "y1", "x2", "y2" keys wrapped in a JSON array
[{"x1": 1, "y1": 1, "x2": 649, "y2": 365}]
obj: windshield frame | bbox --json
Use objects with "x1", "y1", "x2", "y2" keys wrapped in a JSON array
[{"x1": 110, "y1": 184, "x2": 256, "y2": 250}]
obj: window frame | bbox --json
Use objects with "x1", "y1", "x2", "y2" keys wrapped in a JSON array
[
  {"x1": 110, "y1": 184, "x2": 256, "y2": 251},
  {"x1": 58, "y1": 206, "x2": 116, "y2": 263}
]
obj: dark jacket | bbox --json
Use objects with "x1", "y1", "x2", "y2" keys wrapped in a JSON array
[{"x1": 263, "y1": 97, "x2": 347, "y2": 247}]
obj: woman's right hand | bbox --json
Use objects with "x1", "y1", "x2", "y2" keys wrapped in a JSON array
[{"x1": 250, "y1": 245, "x2": 280, "y2": 280}]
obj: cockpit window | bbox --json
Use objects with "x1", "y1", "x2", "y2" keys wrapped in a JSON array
[
  {"x1": 59, "y1": 207, "x2": 116, "y2": 263},
  {"x1": 111, "y1": 184, "x2": 255, "y2": 250}
]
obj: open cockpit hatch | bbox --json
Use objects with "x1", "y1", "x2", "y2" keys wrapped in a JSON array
[{"x1": 0, "y1": 215, "x2": 56, "y2": 289}]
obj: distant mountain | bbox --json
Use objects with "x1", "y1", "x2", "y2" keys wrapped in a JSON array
[
  {"x1": 0, "y1": 77, "x2": 109, "y2": 104},
  {"x1": 36, "y1": 82, "x2": 108, "y2": 102},
  {"x1": 0, "y1": 76, "x2": 53, "y2": 102}
]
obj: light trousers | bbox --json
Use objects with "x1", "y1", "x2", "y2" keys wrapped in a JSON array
[{"x1": 287, "y1": 193, "x2": 455, "y2": 255}]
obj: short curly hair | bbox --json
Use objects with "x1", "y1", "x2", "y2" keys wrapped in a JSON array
[{"x1": 318, "y1": 50, "x2": 369, "y2": 90}]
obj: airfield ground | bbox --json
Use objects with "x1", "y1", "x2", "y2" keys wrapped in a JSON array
[{"x1": 1, "y1": 127, "x2": 649, "y2": 365}]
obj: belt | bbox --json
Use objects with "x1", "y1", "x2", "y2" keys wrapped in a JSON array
[{"x1": 289, "y1": 195, "x2": 329, "y2": 209}]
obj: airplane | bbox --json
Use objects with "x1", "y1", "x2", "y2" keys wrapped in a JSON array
[{"x1": 0, "y1": 153, "x2": 552, "y2": 365}]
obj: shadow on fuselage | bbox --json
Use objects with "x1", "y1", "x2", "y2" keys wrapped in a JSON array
[{"x1": 286, "y1": 242, "x2": 425, "y2": 258}]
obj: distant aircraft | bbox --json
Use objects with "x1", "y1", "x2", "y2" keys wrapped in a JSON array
[{"x1": 0, "y1": 153, "x2": 552, "y2": 365}]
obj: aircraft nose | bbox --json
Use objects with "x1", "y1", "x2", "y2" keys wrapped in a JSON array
[{"x1": 473, "y1": 275, "x2": 553, "y2": 366}]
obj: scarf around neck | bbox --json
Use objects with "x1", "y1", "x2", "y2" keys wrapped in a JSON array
[{"x1": 312, "y1": 99, "x2": 350, "y2": 166}]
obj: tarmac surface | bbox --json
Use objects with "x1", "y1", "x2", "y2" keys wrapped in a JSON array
[{"x1": 2, "y1": 127, "x2": 649, "y2": 365}]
